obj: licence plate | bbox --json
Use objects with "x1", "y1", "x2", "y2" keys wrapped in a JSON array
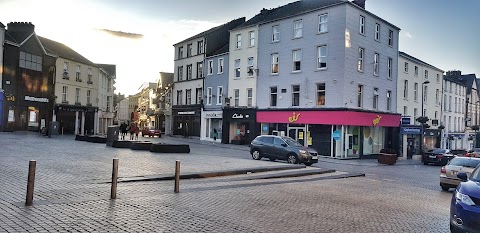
[
  {"x1": 429, "y1": 155, "x2": 436, "y2": 158},
  {"x1": 452, "y1": 171, "x2": 458, "y2": 175},
  {"x1": 312, "y1": 156, "x2": 318, "y2": 160}
]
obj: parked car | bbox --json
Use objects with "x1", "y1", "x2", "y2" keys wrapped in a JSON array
[
  {"x1": 450, "y1": 149, "x2": 468, "y2": 157},
  {"x1": 466, "y1": 148, "x2": 480, "y2": 157},
  {"x1": 250, "y1": 135, "x2": 318, "y2": 166},
  {"x1": 440, "y1": 157, "x2": 480, "y2": 191},
  {"x1": 422, "y1": 149, "x2": 454, "y2": 165},
  {"x1": 142, "y1": 127, "x2": 161, "y2": 137},
  {"x1": 450, "y1": 164, "x2": 480, "y2": 232}
]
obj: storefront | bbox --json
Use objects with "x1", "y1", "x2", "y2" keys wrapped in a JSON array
[
  {"x1": 2, "y1": 94, "x2": 53, "y2": 132},
  {"x1": 424, "y1": 129, "x2": 441, "y2": 150},
  {"x1": 172, "y1": 105, "x2": 201, "y2": 137},
  {"x1": 446, "y1": 133, "x2": 468, "y2": 150},
  {"x1": 222, "y1": 108, "x2": 258, "y2": 145},
  {"x1": 55, "y1": 104, "x2": 97, "y2": 135},
  {"x1": 257, "y1": 110, "x2": 400, "y2": 158},
  {"x1": 201, "y1": 110, "x2": 223, "y2": 142},
  {"x1": 399, "y1": 125, "x2": 422, "y2": 159}
]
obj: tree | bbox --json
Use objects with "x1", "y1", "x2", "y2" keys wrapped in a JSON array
[
  {"x1": 416, "y1": 116, "x2": 429, "y2": 124},
  {"x1": 438, "y1": 125, "x2": 445, "y2": 130},
  {"x1": 472, "y1": 125, "x2": 479, "y2": 131}
]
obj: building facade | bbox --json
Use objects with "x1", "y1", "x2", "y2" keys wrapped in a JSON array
[
  {"x1": 117, "y1": 97, "x2": 129, "y2": 124},
  {"x1": 155, "y1": 72, "x2": 173, "y2": 133},
  {"x1": 255, "y1": 0, "x2": 401, "y2": 158},
  {"x1": 136, "y1": 82, "x2": 158, "y2": 129},
  {"x1": 442, "y1": 76, "x2": 467, "y2": 149},
  {"x1": 96, "y1": 64, "x2": 116, "y2": 135}
]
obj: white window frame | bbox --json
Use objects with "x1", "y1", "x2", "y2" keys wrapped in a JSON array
[
  {"x1": 186, "y1": 89, "x2": 192, "y2": 105},
  {"x1": 197, "y1": 62, "x2": 204, "y2": 78},
  {"x1": 292, "y1": 85, "x2": 300, "y2": 106},
  {"x1": 207, "y1": 87, "x2": 212, "y2": 105},
  {"x1": 359, "y1": 15, "x2": 365, "y2": 35},
  {"x1": 358, "y1": 47, "x2": 364, "y2": 72},
  {"x1": 178, "y1": 66, "x2": 183, "y2": 81},
  {"x1": 318, "y1": 13, "x2": 328, "y2": 33},
  {"x1": 373, "y1": 88, "x2": 379, "y2": 110},
  {"x1": 62, "y1": 86, "x2": 68, "y2": 103},
  {"x1": 208, "y1": 60, "x2": 213, "y2": 75},
  {"x1": 75, "y1": 88, "x2": 80, "y2": 104},
  {"x1": 247, "y1": 57, "x2": 254, "y2": 77},
  {"x1": 272, "y1": 25, "x2": 279, "y2": 42},
  {"x1": 404, "y1": 62, "x2": 408, "y2": 73},
  {"x1": 292, "y1": 49, "x2": 302, "y2": 72},
  {"x1": 414, "y1": 66, "x2": 418, "y2": 76},
  {"x1": 270, "y1": 86, "x2": 277, "y2": 107},
  {"x1": 388, "y1": 30, "x2": 393, "y2": 47},
  {"x1": 387, "y1": 91, "x2": 392, "y2": 111},
  {"x1": 186, "y1": 64, "x2": 192, "y2": 80},
  {"x1": 414, "y1": 83, "x2": 418, "y2": 101},
  {"x1": 373, "y1": 53, "x2": 379, "y2": 76},
  {"x1": 247, "y1": 88, "x2": 253, "y2": 107},
  {"x1": 404, "y1": 80, "x2": 408, "y2": 99},
  {"x1": 317, "y1": 45, "x2": 327, "y2": 70},
  {"x1": 425, "y1": 70, "x2": 429, "y2": 79},
  {"x1": 236, "y1": 34, "x2": 242, "y2": 49},
  {"x1": 217, "y1": 86, "x2": 223, "y2": 105},
  {"x1": 218, "y1": 58, "x2": 224, "y2": 74},
  {"x1": 357, "y1": 85, "x2": 363, "y2": 108},
  {"x1": 293, "y1": 19, "x2": 303, "y2": 38},
  {"x1": 387, "y1": 57, "x2": 392, "y2": 79},
  {"x1": 234, "y1": 89, "x2": 239, "y2": 107},
  {"x1": 235, "y1": 59, "x2": 241, "y2": 78},
  {"x1": 187, "y1": 43, "x2": 192, "y2": 57},
  {"x1": 87, "y1": 90, "x2": 91, "y2": 105},
  {"x1": 436, "y1": 89, "x2": 440, "y2": 105},
  {"x1": 271, "y1": 53, "x2": 279, "y2": 74},
  {"x1": 423, "y1": 86, "x2": 428, "y2": 103},
  {"x1": 316, "y1": 83, "x2": 326, "y2": 106},
  {"x1": 76, "y1": 65, "x2": 81, "y2": 81},
  {"x1": 374, "y1": 23, "x2": 380, "y2": 41},
  {"x1": 249, "y1": 31, "x2": 255, "y2": 47}
]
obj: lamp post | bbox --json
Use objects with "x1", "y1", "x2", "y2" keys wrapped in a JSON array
[{"x1": 420, "y1": 80, "x2": 430, "y2": 155}]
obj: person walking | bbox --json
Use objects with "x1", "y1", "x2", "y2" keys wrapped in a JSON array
[
  {"x1": 213, "y1": 128, "x2": 218, "y2": 144},
  {"x1": 134, "y1": 124, "x2": 140, "y2": 140},
  {"x1": 129, "y1": 123, "x2": 135, "y2": 140},
  {"x1": 119, "y1": 122, "x2": 127, "y2": 140}
]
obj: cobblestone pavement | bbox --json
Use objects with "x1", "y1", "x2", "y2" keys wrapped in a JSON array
[{"x1": 0, "y1": 132, "x2": 453, "y2": 232}]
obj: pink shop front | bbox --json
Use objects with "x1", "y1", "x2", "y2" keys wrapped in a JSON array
[{"x1": 257, "y1": 110, "x2": 401, "y2": 159}]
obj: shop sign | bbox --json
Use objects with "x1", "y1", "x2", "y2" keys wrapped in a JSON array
[
  {"x1": 401, "y1": 117, "x2": 411, "y2": 125},
  {"x1": 178, "y1": 111, "x2": 195, "y2": 115},
  {"x1": 288, "y1": 112, "x2": 300, "y2": 123},
  {"x1": 232, "y1": 113, "x2": 244, "y2": 119},
  {"x1": 205, "y1": 112, "x2": 222, "y2": 118},
  {"x1": 25, "y1": 96, "x2": 49, "y2": 103},
  {"x1": 332, "y1": 130, "x2": 341, "y2": 141},
  {"x1": 400, "y1": 127, "x2": 422, "y2": 135},
  {"x1": 298, "y1": 132, "x2": 304, "y2": 140},
  {"x1": 372, "y1": 115, "x2": 382, "y2": 126},
  {"x1": 8, "y1": 110, "x2": 15, "y2": 122}
]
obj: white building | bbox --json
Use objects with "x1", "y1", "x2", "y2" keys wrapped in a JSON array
[
  {"x1": 96, "y1": 64, "x2": 116, "y2": 135},
  {"x1": 116, "y1": 97, "x2": 129, "y2": 124},
  {"x1": 442, "y1": 76, "x2": 466, "y2": 149}
]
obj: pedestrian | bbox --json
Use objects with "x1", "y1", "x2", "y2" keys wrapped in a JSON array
[
  {"x1": 213, "y1": 128, "x2": 218, "y2": 144},
  {"x1": 119, "y1": 122, "x2": 127, "y2": 140},
  {"x1": 134, "y1": 124, "x2": 140, "y2": 140},
  {"x1": 129, "y1": 123, "x2": 135, "y2": 140}
]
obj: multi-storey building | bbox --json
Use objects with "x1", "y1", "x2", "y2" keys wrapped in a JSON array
[
  {"x1": 39, "y1": 36, "x2": 99, "y2": 135},
  {"x1": 128, "y1": 94, "x2": 139, "y2": 124},
  {"x1": 136, "y1": 82, "x2": 158, "y2": 129},
  {"x1": 255, "y1": 0, "x2": 401, "y2": 158},
  {"x1": 172, "y1": 18, "x2": 244, "y2": 138},
  {"x1": 96, "y1": 64, "x2": 116, "y2": 135},
  {"x1": 202, "y1": 45, "x2": 228, "y2": 142},
  {"x1": 1, "y1": 22, "x2": 56, "y2": 132},
  {"x1": 116, "y1": 97, "x2": 129, "y2": 124},
  {"x1": 397, "y1": 52, "x2": 443, "y2": 157},
  {"x1": 155, "y1": 72, "x2": 173, "y2": 134},
  {"x1": 442, "y1": 76, "x2": 467, "y2": 149}
]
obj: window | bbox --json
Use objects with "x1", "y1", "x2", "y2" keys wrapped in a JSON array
[
  {"x1": 186, "y1": 89, "x2": 191, "y2": 105},
  {"x1": 292, "y1": 85, "x2": 300, "y2": 106},
  {"x1": 187, "y1": 44, "x2": 192, "y2": 57},
  {"x1": 235, "y1": 59, "x2": 241, "y2": 78},
  {"x1": 178, "y1": 66, "x2": 183, "y2": 81},
  {"x1": 272, "y1": 25, "x2": 279, "y2": 42},
  {"x1": 423, "y1": 86, "x2": 428, "y2": 103},
  {"x1": 374, "y1": 23, "x2": 380, "y2": 41},
  {"x1": 177, "y1": 90, "x2": 183, "y2": 105},
  {"x1": 249, "y1": 31, "x2": 255, "y2": 47},
  {"x1": 403, "y1": 80, "x2": 408, "y2": 99},
  {"x1": 318, "y1": 13, "x2": 328, "y2": 33},
  {"x1": 196, "y1": 88, "x2": 202, "y2": 104},
  {"x1": 208, "y1": 60, "x2": 213, "y2": 75},
  {"x1": 107, "y1": 79, "x2": 111, "y2": 92},
  {"x1": 218, "y1": 58, "x2": 224, "y2": 74},
  {"x1": 247, "y1": 88, "x2": 253, "y2": 107},
  {"x1": 75, "y1": 88, "x2": 80, "y2": 104},
  {"x1": 436, "y1": 74, "x2": 440, "y2": 83},
  {"x1": 236, "y1": 34, "x2": 241, "y2": 48},
  {"x1": 404, "y1": 62, "x2": 408, "y2": 73},
  {"x1": 87, "y1": 90, "x2": 91, "y2": 105},
  {"x1": 19, "y1": 51, "x2": 42, "y2": 71},
  {"x1": 76, "y1": 65, "x2": 81, "y2": 81},
  {"x1": 387, "y1": 91, "x2": 392, "y2": 111},
  {"x1": 317, "y1": 46, "x2": 327, "y2": 69},
  {"x1": 186, "y1": 65, "x2": 192, "y2": 80},
  {"x1": 414, "y1": 108, "x2": 418, "y2": 124},
  {"x1": 234, "y1": 89, "x2": 239, "y2": 107},
  {"x1": 455, "y1": 97, "x2": 457, "y2": 112},
  {"x1": 217, "y1": 87, "x2": 223, "y2": 105},
  {"x1": 197, "y1": 41, "x2": 204, "y2": 54},
  {"x1": 178, "y1": 46, "x2": 183, "y2": 59},
  {"x1": 87, "y1": 68, "x2": 92, "y2": 83},
  {"x1": 425, "y1": 70, "x2": 428, "y2": 79},
  {"x1": 106, "y1": 96, "x2": 111, "y2": 112},
  {"x1": 373, "y1": 88, "x2": 379, "y2": 109},
  {"x1": 388, "y1": 30, "x2": 393, "y2": 46},
  {"x1": 270, "y1": 87, "x2": 277, "y2": 107},
  {"x1": 207, "y1": 87, "x2": 212, "y2": 105},
  {"x1": 443, "y1": 94, "x2": 447, "y2": 110},
  {"x1": 293, "y1": 20, "x2": 303, "y2": 38},
  {"x1": 373, "y1": 53, "x2": 379, "y2": 76},
  {"x1": 293, "y1": 49, "x2": 302, "y2": 72},
  {"x1": 358, "y1": 47, "x2": 364, "y2": 72},
  {"x1": 449, "y1": 83, "x2": 452, "y2": 92},
  {"x1": 359, "y1": 15, "x2": 365, "y2": 35},
  {"x1": 271, "y1": 53, "x2": 279, "y2": 74},
  {"x1": 62, "y1": 86, "x2": 68, "y2": 103},
  {"x1": 197, "y1": 62, "x2": 204, "y2": 78},
  {"x1": 414, "y1": 83, "x2": 418, "y2": 101},
  {"x1": 357, "y1": 85, "x2": 363, "y2": 107},
  {"x1": 455, "y1": 84, "x2": 458, "y2": 94},
  {"x1": 387, "y1": 58, "x2": 392, "y2": 79},
  {"x1": 247, "y1": 57, "x2": 254, "y2": 76},
  {"x1": 436, "y1": 89, "x2": 439, "y2": 105},
  {"x1": 404, "y1": 106, "x2": 408, "y2": 116},
  {"x1": 317, "y1": 83, "x2": 325, "y2": 106}
]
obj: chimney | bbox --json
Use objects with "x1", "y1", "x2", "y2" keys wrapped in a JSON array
[
  {"x1": 353, "y1": 0, "x2": 366, "y2": 9},
  {"x1": 446, "y1": 70, "x2": 462, "y2": 77},
  {"x1": 7, "y1": 22, "x2": 35, "y2": 34}
]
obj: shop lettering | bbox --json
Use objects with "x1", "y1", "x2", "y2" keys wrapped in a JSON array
[
  {"x1": 25, "y1": 96, "x2": 49, "y2": 103},
  {"x1": 288, "y1": 112, "x2": 301, "y2": 123},
  {"x1": 232, "y1": 113, "x2": 244, "y2": 119},
  {"x1": 373, "y1": 115, "x2": 382, "y2": 126},
  {"x1": 178, "y1": 111, "x2": 195, "y2": 115}
]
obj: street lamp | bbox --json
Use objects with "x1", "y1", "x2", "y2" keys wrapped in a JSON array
[{"x1": 420, "y1": 80, "x2": 430, "y2": 155}]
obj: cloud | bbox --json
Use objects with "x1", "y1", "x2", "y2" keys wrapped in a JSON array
[
  {"x1": 405, "y1": 32, "x2": 413, "y2": 38},
  {"x1": 97, "y1": 28, "x2": 144, "y2": 39}
]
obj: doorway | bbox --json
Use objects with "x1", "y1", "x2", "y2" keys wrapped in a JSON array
[{"x1": 288, "y1": 125, "x2": 306, "y2": 146}]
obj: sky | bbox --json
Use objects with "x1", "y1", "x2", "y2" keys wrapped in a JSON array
[{"x1": 1, "y1": 0, "x2": 479, "y2": 96}]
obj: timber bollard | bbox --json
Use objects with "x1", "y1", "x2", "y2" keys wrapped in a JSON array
[
  {"x1": 111, "y1": 159, "x2": 119, "y2": 199},
  {"x1": 174, "y1": 160, "x2": 180, "y2": 193},
  {"x1": 25, "y1": 160, "x2": 36, "y2": 206}
]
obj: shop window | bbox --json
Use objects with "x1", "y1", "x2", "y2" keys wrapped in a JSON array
[{"x1": 28, "y1": 107, "x2": 39, "y2": 127}]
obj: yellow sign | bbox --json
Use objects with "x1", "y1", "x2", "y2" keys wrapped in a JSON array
[
  {"x1": 288, "y1": 112, "x2": 301, "y2": 123},
  {"x1": 308, "y1": 137, "x2": 312, "y2": 146},
  {"x1": 373, "y1": 115, "x2": 382, "y2": 126},
  {"x1": 298, "y1": 132, "x2": 304, "y2": 140}
]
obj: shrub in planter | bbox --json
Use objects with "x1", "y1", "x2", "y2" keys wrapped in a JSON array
[{"x1": 378, "y1": 148, "x2": 397, "y2": 165}]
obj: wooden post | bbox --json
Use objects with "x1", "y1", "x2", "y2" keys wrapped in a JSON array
[
  {"x1": 174, "y1": 160, "x2": 180, "y2": 193},
  {"x1": 111, "y1": 159, "x2": 119, "y2": 199},
  {"x1": 25, "y1": 160, "x2": 36, "y2": 206}
]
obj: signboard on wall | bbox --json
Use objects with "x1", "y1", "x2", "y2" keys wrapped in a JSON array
[
  {"x1": 332, "y1": 130, "x2": 341, "y2": 141},
  {"x1": 8, "y1": 110, "x2": 14, "y2": 122}
]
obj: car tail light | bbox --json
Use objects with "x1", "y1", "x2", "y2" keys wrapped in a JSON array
[
  {"x1": 440, "y1": 166, "x2": 446, "y2": 174},
  {"x1": 437, "y1": 155, "x2": 444, "y2": 158},
  {"x1": 465, "y1": 153, "x2": 471, "y2": 157}
]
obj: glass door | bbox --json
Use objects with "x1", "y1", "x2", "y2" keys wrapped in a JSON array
[{"x1": 288, "y1": 127, "x2": 306, "y2": 146}]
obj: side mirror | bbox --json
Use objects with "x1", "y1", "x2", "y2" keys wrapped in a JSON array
[{"x1": 457, "y1": 172, "x2": 468, "y2": 182}]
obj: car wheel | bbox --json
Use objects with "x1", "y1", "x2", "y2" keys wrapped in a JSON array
[
  {"x1": 440, "y1": 184, "x2": 450, "y2": 191},
  {"x1": 287, "y1": 154, "x2": 298, "y2": 164},
  {"x1": 269, "y1": 157, "x2": 276, "y2": 162},
  {"x1": 251, "y1": 150, "x2": 262, "y2": 160},
  {"x1": 304, "y1": 162, "x2": 313, "y2": 166}
]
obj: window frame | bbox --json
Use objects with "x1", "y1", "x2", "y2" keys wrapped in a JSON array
[
  {"x1": 178, "y1": 46, "x2": 183, "y2": 59},
  {"x1": 247, "y1": 88, "x2": 253, "y2": 107},
  {"x1": 293, "y1": 19, "x2": 303, "y2": 38},
  {"x1": 207, "y1": 87, "x2": 212, "y2": 105},
  {"x1": 358, "y1": 47, "x2": 364, "y2": 72},
  {"x1": 62, "y1": 86, "x2": 68, "y2": 103},
  {"x1": 404, "y1": 62, "x2": 408, "y2": 73},
  {"x1": 270, "y1": 86, "x2": 278, "y2": 107},
  {"x1": 197, "y1": 41, "x2": 204, "y2": 54},
  {"x1": 186, "y1": 64, "x2": 192, "y2": 80},
  {"x1": 207, "y1": 60, "x2": 214, "y2": 75},
  {"x1": 403, "y1": 80, "x2": 408, "y2": 99},
  {"x1": 414, "y1": 83, "x2": 418, "y2": 101},
  {"x1": 247, "y1": 57, "x2": 254, "y2": 77},
  {"x1": 75, "y1": 88, "x2": 80, "y2": 104},
  {"x1": 187, "y1": 43, "x2": 192, "y2": 57},
  {"x1": 272, "y1": 25, "x2": 279, "y2": 42},
  {"x1": 373, "y1": 87, "x2": 379, "y2": 110},
  {"x1": 387, "y1": 91, "x2": 392, "y2": 111},
  {"x1": 387, "y1": 57, "x2": 392, "y2": 79},
  {"x1": 249, "y1": 31, "x2": 255, "y2": 47},
  {"x1": 357, "y1": 85, "x2": 363, "y2": 108},
  {"x1": 292, "y1": 85, "x2": 300, "y2": 106},
  {"x1": 316, "y1": 83, "x2": 326, "y2": 106},
  {"x1": 388, "y1": 30, "x2": 393, "y2": 47},
  {"x1": 236, "y1": 34, "x2": 242, "y2": 49},
  {"x1": 292, "y1": 49, "x2": 302, "y2": 72},
  {"x1": 197, "y1": 62, "x2": 204, "y2": 78},
  {"x1": 235, "y1": 59, "x2": 241, "y2": 78},
  {"x1": 178, "y1": 66, "x2": 183, "y2": 81},
  {"x1": 217, "y1": 86, "x2": 223, "y2": 105},
  {"x1": 186, "y1": 89, "x2": 192, "y2": 105},
  {"x1": 317, "y1": 45, "x2": 327, "y2": 70},
  {"x1": 373, "y1": 53, "x2": 379, "y2": 76},
  {"x1": 234, "y1": 89, "x2": 240, "y2": 107},
  {"x1": 318, "y1": 13, "x2": 328, "y2": 33},
  {"x1": 374, "y1": 23, "x2": 380, "y2": 41},
  {"x1": 359, "y1": 15, "x2": 365, "y2": 35},
  {"x1": 271, "y1": 53, "x2": 279, "y2": 74},
  {"x1": 218, "y1": 58, "x2": 224, "y2": 74}
]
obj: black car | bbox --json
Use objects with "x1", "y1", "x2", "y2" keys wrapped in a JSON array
[
  {"x1": 422, "y1": 149, "x2": 455, "y2": 165},
  {"x1": 249, "y1": 135, "x2": 318, "y2": 166}
]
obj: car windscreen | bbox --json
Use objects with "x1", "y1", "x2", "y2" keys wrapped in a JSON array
[
  {"x1": 284, "y1": 137, "x2": 302, "y2": 147},
  {"x1": 470, "y1": 167, "x2": 480, "y2": 182},
  {"x1": 449, "y1": 158, "x2": 480, "y2": 168},
  {"x1": 431, "y1": 149, "x2": 447, "y2": 154}
]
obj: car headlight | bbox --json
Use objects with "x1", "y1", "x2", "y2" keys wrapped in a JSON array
[
  {"x1": 299, "y1": 150, "x2": 308, "y2": 155},
  {"x1": 456, "y1": 191, "x2": 475, "y2": 206}
]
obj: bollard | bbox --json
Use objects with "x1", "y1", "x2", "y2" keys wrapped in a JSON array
[
  {"x1": 174, "y1": 160, "x2": 180, "y2": 193},
  {"x1": 25, "y1": 160, "x2": 36, "y2": 206},
  {"x1": 111, "y1": 159, "x2": 119, "y2": 199}
]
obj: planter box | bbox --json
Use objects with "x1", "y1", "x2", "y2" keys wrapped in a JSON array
[
  {"x1": 130, "y1": 141, "x2": 153, "y2": 151},
  {"x1": 75, "y1": 135, "x2": 87, "y2": 141},
  {"x1": 378, "y1": 153, "x2": 397, "y2": 165},
  {"x1": 111, "y1": 140, "x2": 132, "y2": 148},
  {"x1": 231, "y1": 139, "x2": 246, "y2": 145},
  {"x1": 86, "y1": 136, "x2": 107, "y2": 143},
  {"x1": 150, "y1": 144, "x2": 190, "y2": 153}
]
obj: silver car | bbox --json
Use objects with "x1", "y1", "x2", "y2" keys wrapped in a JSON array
[{"x1": 440, "y1": 156, "x2": 480, "y2": 191}]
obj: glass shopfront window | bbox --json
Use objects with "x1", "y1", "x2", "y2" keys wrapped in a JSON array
[
  {"x1": 210, "y1": 119, "x2": 222, "y2": 139},
  {"x1": 28, "y1": 107, "x2": 39, "y2": 127},
  {"x1": 363, "y1": 126, "x2": 385, "y2": 154}
]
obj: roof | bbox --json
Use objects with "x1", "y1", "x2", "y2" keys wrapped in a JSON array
[
  {"x1": 38, "y1": 36, "x2": 95, "y2": 66},
  {"x1": 4, "y1": 31, "x2": 17, "y2": 44},
  {"x1": 174, "y1": 17, "x2": 245, "y2": 46},
  {"x1": 208, "y1": 44, "x2": 229, "y2": 57},
  {"x1": 399, "y1": 51, "x2": 444, "y2": 72},
  {"x1": 446, "y1": 73, "x2": 478, "y2": 94},
  {"x1": 0, "y1": 22, "x2": 5, "y2": 28},
  {"x1": 96, "y1": 64, "x2": 116, "y2": 78},
  {"x1": 444, "y1": 75, "x2": 466, "y2": 86}
]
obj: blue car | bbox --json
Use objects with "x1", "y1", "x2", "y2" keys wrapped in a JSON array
[{"x1": 450, "y1": 164, "x2": 480, "y2": 232}]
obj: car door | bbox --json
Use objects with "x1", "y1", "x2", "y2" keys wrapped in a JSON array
[
  {"x1": 261, "y1": 136, "x2": 275, "y2": 158},
  {"x1": 273, "y1": 137, "x2": 288, "y2": 160}
]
